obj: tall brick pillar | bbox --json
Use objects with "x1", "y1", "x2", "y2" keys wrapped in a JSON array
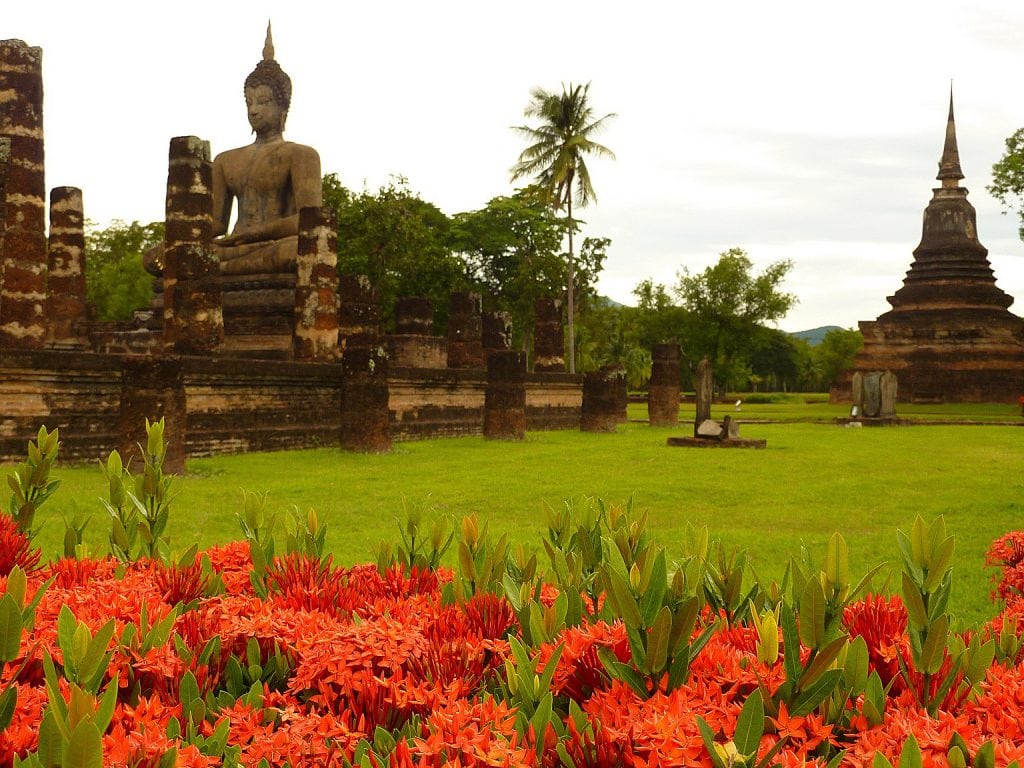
[
  {"x1": 484, "y1": 350, "x2": 527, "y2": 440},
  {"x1": 340, "y1": 344, "x2": 391, "y2": 452},
  {"x1": 394, "y1": 297, "x2": 434, "y2": 336},
  {"x1": 118, "y1": 357, "x2": 187, "y2": 475},
  {"x1": 338, "y1": 274, "x2": 381, "y2": 351},
  {"x1": 447, "y1": 291, "x2": 484, "y2": 368},
  {"x1": 338, "y1": 273, "x2": 389, "y2": 451},
  {"x1": 294, "y1": 206, "x2": 339, "y2": 360},
  {"x1": 580, "y1": 365, "x2": 627, "y2": 433},
  {"x1": 162, "y1": 136, "x2": 223, "y2": 355},
  {"x1": 648, "y1": 342, "x2": 681, "y2": 426},
  {"x1": 533, "y1": 297, "x2": 564, "y2": 372},
  {"x1": 47, "y1": 186, "x2": 88, "y2": 346},
  {"x1": 482, "y1": 311, "x2": 512, "y2": 355},
  {"x1": 0, "y1": 40, "x2": 47, "y2": 349},
  {"x1": 0, "y1": 138, "x2": 8, "y2": 268}
]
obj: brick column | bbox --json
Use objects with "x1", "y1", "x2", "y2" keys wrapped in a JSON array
[
  {"x1": 340, "y1": 344, "x2": 391, "y2": 452},
  {"x1": 162, "y1": 136, "x2": 223, "y2": 355},
  {"x1": 484, "y1": 350, "x2": 526, "y2": 440},
  {"x1": 581, "y1": 365, "x2": 626, "y2": 433},
  {"x1": 482, "y1": 311, "x2": 512, "y2": 355},
  {"x1": 293, "y1": 206, "x2": 339, "y2": 360},
  {"x1": 47, "y1": 186, "x2": 88, "y2": 345},
  {"x1": 118, "y1": 357, "x2": 187, "y2": 474},
  {"x1": 533, "y1": 297, "x2": 564, "y2": 372},
  {"x1": 338, "y1": 274, "x2": 381, "y2": 351},
  {"x1": 0, "y1": 138, "x2": 8, "y2": 270},
  {"x1": 648, "y1": 342, "x2": 681, "y2": 426},
  {"x1": 0, "y1": 40, "x2": 47, "y2": 349},
  {"x1": 394, "y1": 296, "x2": 434, "y2": 335},
  {"x1": 447, "y1": 291, "x2": 484, "y2": 368}
]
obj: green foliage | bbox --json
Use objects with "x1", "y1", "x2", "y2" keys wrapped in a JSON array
[
  {"x1": 323, "y1": 174, "x2": 467, "y2": 328},
  {"x1": 896, "y1": 515, "x2": 993, "y2": 716},
  {"x1": 6, "y1": 426, "x2": 61, "y2": 537},
  {"x1": 101, "y1": 419, "x2": 176, "y2": 563},
  {"x1": 676, "y1": 248, "x2": 797, "y2": 391},
  {"x1": 133, "y1": 419, "x2": 175, "y2": 561},
  {"x1": 1, "y1": 568, "x2": 53, "y2": 735},
  {"x1": 811, "y1": 328, "x2": 863, "y2": 390},
  {"x1": 376, "y1": 500, "x2": 453, "y2": 575},
  {"x1": 84, "y1": 219, "x2": 162, "y2": 321},
  {"x1": 451, "y1": 188, "x2": 565, "y2": 341},
  {"x1": 444, "y1": 513, "x2": 509, "y2": 603},
  {"x1": 988, "y1": 127, "x2": 1024, "y2": 241}
]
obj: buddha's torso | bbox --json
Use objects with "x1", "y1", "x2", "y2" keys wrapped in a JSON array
[{"x1": 217, "y1": 140, "x2": 300, "y2": 234}]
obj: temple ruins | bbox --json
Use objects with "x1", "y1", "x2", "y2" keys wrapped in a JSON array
[
  {"x1": 832, "y1": 95, "x2": 1024, "y2": 403},
  {"x1": 0, "y1": 32, "x2": 584, "y2": 462}
]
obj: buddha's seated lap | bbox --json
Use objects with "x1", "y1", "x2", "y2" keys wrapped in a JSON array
[{"x1": 217, "y1": 235, "x2": 298, "y2": 276}]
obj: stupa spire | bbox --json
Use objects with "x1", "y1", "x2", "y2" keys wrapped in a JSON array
[{"x1": 936, "y1": 86, "x2": 964, "y2": 187}]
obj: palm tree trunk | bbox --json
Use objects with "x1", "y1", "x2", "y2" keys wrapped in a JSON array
[{"x1": 566, "y1": 194, "x2": 576, "y2": 374}]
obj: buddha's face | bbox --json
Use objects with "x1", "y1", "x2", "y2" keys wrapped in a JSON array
[{"x1": 245, "y1": 84, "x2": 285, "y2": 137}]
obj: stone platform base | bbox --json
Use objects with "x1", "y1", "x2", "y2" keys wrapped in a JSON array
[
  {"x1": 834, "y1": 417, "x2": 905, "y2": 427},
  {"x1": 666, "y1": 436, "x2": 767, "y2": 449}
]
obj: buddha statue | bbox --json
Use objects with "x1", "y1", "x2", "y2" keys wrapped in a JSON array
[{"x1": 145, "y1": 24, "x2": 321, "y2": 277}]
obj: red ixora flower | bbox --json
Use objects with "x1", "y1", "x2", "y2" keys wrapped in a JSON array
[{"x1": 0, "y1": 513, "x2": 41, "y2": 576}]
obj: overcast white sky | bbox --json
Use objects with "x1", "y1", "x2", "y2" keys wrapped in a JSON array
[{"x1": 7, "y1": 0, "x2": 1024, "y2": 332}]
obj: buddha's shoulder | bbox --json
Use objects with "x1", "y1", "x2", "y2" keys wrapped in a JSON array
[{"x1": 279, "y1": 141, "x2": 320, "y2": 161}]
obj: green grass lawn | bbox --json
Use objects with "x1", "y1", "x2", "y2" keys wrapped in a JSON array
[{"x1": 8, "y1": 401, "x2": 1023, "y2": 627}]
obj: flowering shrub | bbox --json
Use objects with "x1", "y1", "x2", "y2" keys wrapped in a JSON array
[
  {"x1": 0, "y1": 527, "x2": 1022, "y2": 768},
  {"x1": 2, "y1": 430, "x2": 1024, "y2": 767}
]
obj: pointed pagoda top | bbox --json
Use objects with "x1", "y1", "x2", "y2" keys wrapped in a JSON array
[{"x1": 937, "y1": 86, "x2": 964, "y2": 186}]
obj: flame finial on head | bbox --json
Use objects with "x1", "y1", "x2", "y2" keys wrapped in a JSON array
[
  {"x1": 263, "y1": 21, "x2": 274, "y2": 61},
  {"x1": 244, "y1": 20, "x2": 292, "y2": 113}
]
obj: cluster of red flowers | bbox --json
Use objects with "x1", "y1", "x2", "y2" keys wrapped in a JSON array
[{"x1": 2, "y1": 533, "x2": 1024, "y2": 768}]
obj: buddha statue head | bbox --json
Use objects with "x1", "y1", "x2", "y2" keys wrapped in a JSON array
[{"x1": 244, "y1": 23, "x2": 292, "y2": 136}]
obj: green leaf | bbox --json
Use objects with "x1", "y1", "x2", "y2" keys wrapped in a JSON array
[
  {"x1": 901, "y1": 572, "x2": 928, "y2": 630},
  {"x1": 6, "y1": 567, "x2": 27, "y2": 608},
  {"x1": 646, "y1": 605, "x2": 672, "y2": 675},
  {"x1": 66, "y1": 719, "x2": 103, "y2": 768},
  {"x1": 78, "y1": 620, "x2": 116, "y2": 689},
  {"x1": 824, "y1": 533, "x2": 848, "y2": 591},
  {"x1": 780, "y1": 603, "x2": 801, "y2": 684},
  {"x1": 798, "y1": 635, "x2": 847, "y2": 689},
  {"x1": 898, "y1": 733, "x2": 923, "y2": 768},
  {"x1": 37, "y1": 708, "x2": 65, "y2": 767},
  {"x1": 792, "y1": 668, "x2": 843, "y2": 716},
  {"x1": 0, "y1": 687, "x2": 16, "y2": 732},
  {"x1": 0, "y1": 594, "x2": 23, "y2": 663},
  {"x1": 919, "y1": 615, "x2": 949, "y2": 675},
  {"x1": 697, "y1": 716, "x2": 728, "y2": 768},
  {"x1": 94, "y1": 675, "x2": 119, "y2": 733},
  {"x1": 873, "y1": 754, "x2": 896, "y2": 768},
  {"x1": 639, "y1": 549, "x2": 667, "y2": 626},
  {"x1": 923, "y1": 536, "x2": 954, "y2": 592},
  {"x1": 974, "y1": 740, "x2": 996, "y2": 768},
  {"x1": 733, "y1": 690, "x2": 764, "y2": 757},
  {"x1": 606, "y1": 568, "x2": 642, "y2": 628},
  {"x1": 798, "y1": 578, "x2": 825, "y2": 649}
]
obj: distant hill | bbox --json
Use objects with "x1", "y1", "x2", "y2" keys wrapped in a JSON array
[{"x1": 789, "y1": 325, "x2": 843, "y2": 346}]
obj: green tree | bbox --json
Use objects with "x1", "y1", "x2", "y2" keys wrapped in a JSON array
[
  {"x1": 450, "y1": 188, "x2": 566, "y2": 350},
  {"x1": 322, "y1": 174, "x2": 466, "y2": 329},
  {"x1": 675, "y1": 248, "x2": 796, "y2": 392},
  {"x1": 511, "y1": 82, "x2": 616, "y2": 373},
  {"x1": 749, "y1": 328, "x2": 806, "y2": 392},
  {"x1": 812, "y1": 327, "x2": 863, "y2": 390},
  {"x1": 84, "y1": 220, "x2": 163, "y2": 321},
  {"x1": 988, "y1": 128, "x2": 1024, "y2": 241}
]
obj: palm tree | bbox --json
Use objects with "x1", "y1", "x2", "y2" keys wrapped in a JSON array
[{"x1": 511, "y1": 82, "x2": 615, "y2": 373}]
